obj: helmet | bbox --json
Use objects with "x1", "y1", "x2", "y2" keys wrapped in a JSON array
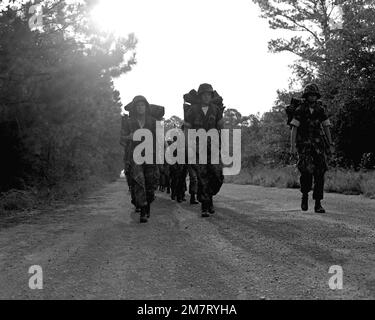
[
  {"x1": 302, "y1": 83, "x2": 321, "y2": 99},
  {"x1": 197, "y1": 83, "x2": 214, "y2": 96}
]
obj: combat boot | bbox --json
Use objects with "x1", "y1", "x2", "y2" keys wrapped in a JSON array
[
  {"x1": 177, "y1": 195, "x2": 183, "y2": 203},
  {"x1": 208, "y1": 198, "x2": 215, "y2": 214},
  {"x1": 190, "y1": 193, "x2": 199, "y2": 205},
  {"x1": 166, "y1": 187, "x2": 170, "y2": 194},
  {"x1": 301, "y1": 194, "x2": 308, "y2": 212},
  {"x1": 140, "y1": 206, "x2": 148, "y2": 223},
  {"x1": 201, "y1": 202, "x2": 210, "y2": 218},
  {"x1": 171, "y1": 191, "x2": 176, "y2": 201},
  {"x1": 314, "y1": 200, "x2": 326, "y2": 213}
]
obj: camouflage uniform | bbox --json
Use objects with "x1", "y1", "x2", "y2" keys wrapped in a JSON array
[
  {"x1": 165, "y1": 129, "x2": 187, "y2": 202},
  {"x1": 158, "y1": 164, "x2": 170, "y2": 193},
  {"x1": 169, "y1": 162, "x2": 186, "y2": 202},
  {"x1": 290, "y1": 85, "x2": 331, "y2": 201},
  {"x1": 187, "y1": 165, "x2": 198, "y2": 198},
  {"x1": 185, "y1": 84, "x2": 224, "y2": 214},
  {"x1": 123, "y1": 96, "x2": 159, "y2": 211},
  {"x1": 120, "y1": 114, "x2": 136, "y2": 207},
  {"x1": 164, "y1": 163, "x2": 171, "y2": 194}
]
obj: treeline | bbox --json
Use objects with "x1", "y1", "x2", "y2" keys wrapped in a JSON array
[
  {"x1": 165, "y1": 1, "x2": 375, "y2": 171},
  {"x1": 251, "y1": 0, "x2": 375, "y2": 169},
  {"x1": 0, "y1": 0, "x2": 136, "y2": 194},
  {"x1": 217, "y1": 0, "x2": 375, "y2": 171}
]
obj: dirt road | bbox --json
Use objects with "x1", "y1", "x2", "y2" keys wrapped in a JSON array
[{"x1": 1, "y1": 179, "x2": 375, "y2": 300}]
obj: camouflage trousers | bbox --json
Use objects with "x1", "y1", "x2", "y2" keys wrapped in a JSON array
[
  {"x1": 123, "y1": 148, "x2": 132, "y2": 189},
  {"x1": 158, "y1": 164, "x2": 170, "y2": 189},
  {"x1": 297, "y1": 143, "x2": 328, "y2": 200},
  {"x1": 187, "y1": 165, "x2": 198, "y2": 195},
  {"x1": 195, "y1": 163, "x2": 224, "y2": 203},
  {"x1": 124, "y1": 164, "x2": 132, "y2": 191},
  {"x1": 124, "y1": 158, "x2": 136, "y2": 207},
  {"x1": 170, "y1": 164, "x2": 186, "y2": 199},
  {"x1": 129, "y1": 163, "x2": 159, "y2": 208}
]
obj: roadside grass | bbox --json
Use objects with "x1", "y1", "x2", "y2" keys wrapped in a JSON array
[
  {"x1": 0, "y1": 175, "x2": 113, "y2": 215},
  {"x1": 226, "y1": 166, "x2": 375, "y2": 199},
  {"x1": 0, "y1": 189, "x2": 37, "y2": 212}
]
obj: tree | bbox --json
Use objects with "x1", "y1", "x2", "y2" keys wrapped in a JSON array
[
  {"x1": 252, "y1": 0, "x2": 375, "y2": 167},
  {"x1": 164, "y1": 116, "x2": 183, "y2": 132},
  {"x1": 0, "y1": 0, "x2": 137, "y2": 191}
]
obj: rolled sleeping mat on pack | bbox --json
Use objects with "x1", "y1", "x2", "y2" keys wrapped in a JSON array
[
  {"x1": 212, "y1": 91, "x2": 224, "y2": 108},
  {"x1": 124, "y1": 101, "x2": 133, "y2": 113},
  {"x1": 183, "y1": 89, "x2": 199, "y2": 105},
  {"x1": 124, "y1": 102, "x2": 165, "y2": 121},
  {"x1": 183, "y1": 103, "x2": 191, "y2": 122},
  {"x1": 183, "y1": 89, "x2": 225, "y2": 121},
  {"x1": 149, "y1": 104, "x2": 165, "y2": 121},
  {"x1": 183, "y1": 89, "x2": 224, "y2": 108}
]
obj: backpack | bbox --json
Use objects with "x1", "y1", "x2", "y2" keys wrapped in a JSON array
[
  {"x1": 183, "y1": 90, "x2": 225, "y2": 121},
  {"x1": 148, "y1": 104, "x2": 165, "y2": 121},
  {"x1": 124, "y1": 102, "x2": 165, "y2": 121},
  {"x1": 286, "y1": 98, "x2": 327, "y2": 127},
  {"x1": 285, "y1": 97, "x2": 303, "y2": 127}
]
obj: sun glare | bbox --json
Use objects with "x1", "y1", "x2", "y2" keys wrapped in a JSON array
[{"x1": 90, "y1": 0, "x2": 139, "y2": 36}]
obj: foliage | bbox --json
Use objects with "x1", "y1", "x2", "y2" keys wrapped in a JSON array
[
  {"x1": 252, "y1": 0, "x2": 375, "y2": 168},
  {"x1": 0, "y1": 0, "x2": 137, "y2": 193},
  {"x1": 227, "y1": 166, "x2": 375, "y2": 198}
]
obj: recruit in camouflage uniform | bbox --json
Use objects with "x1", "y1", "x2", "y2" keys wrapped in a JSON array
[
  {"x1": 158, "y1": 137, "x2": 171, "y2": 194},
  {"x1": 158, "y1": 163, "x2": 170, "y2": 193},
  {"x1": 120, "y1": 114, "x2": 137, "y2": 209},
  {"x1": 290, "y1": 84, "x2": 334, "y2": 213},
  {"x1": 186, "y1": 165, "x2": 199, "y2": 205},
  {"x1": 180, "y1": 124, "x2": 199, "y2": 205},
  {"x1": 166, "y1": 130, "x2": 187, "y2": 203},
  {"x1": 169, "y1": 162, "x2": 186, "y2": 202},
  {"x1": 184, "y1": 83, "x2": 225, "y2": 217},
  {"x1": 122, "y1": 95, "x2": 159, "y2": 223}
]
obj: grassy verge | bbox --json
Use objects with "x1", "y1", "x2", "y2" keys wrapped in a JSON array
[
  {"x1": 226, "y1": 166, "x2": 375, "y2": 199},
  {"x1": 0, "y1": 175, "x2": 114, "y2": 216}
]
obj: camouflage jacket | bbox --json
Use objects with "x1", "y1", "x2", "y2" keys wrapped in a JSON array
[
  {"x1": 121, "y1": 114, "x2": 158, "y2": 162},
  {"x1": 185, "y1": 103, "x2": 223, "y2": 131},
  {"x1": 290, "y1": 101, "x2": 331, "y2": 150}
]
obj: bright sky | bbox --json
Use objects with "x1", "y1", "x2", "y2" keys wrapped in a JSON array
[
  {"x1": 93, "y1": 0, "x2": 296, "y2": 118},
  {"x1": 1, "y1": 0, "x2": 296, "y2": 118},
  {"x1": 90, "y1": 0, "x2": 296, "y2": 118}
]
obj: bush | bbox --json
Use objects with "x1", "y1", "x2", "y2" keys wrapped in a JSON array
[
  {"x1": 325, "y1": 169, "x2": 363, "y2": 195},
  {"x1": 360, "y1": 174, "x2": 375, "y2": 199},
  {"x1": 227, "y1": 166, "x2": 299, "y2": 189}
]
